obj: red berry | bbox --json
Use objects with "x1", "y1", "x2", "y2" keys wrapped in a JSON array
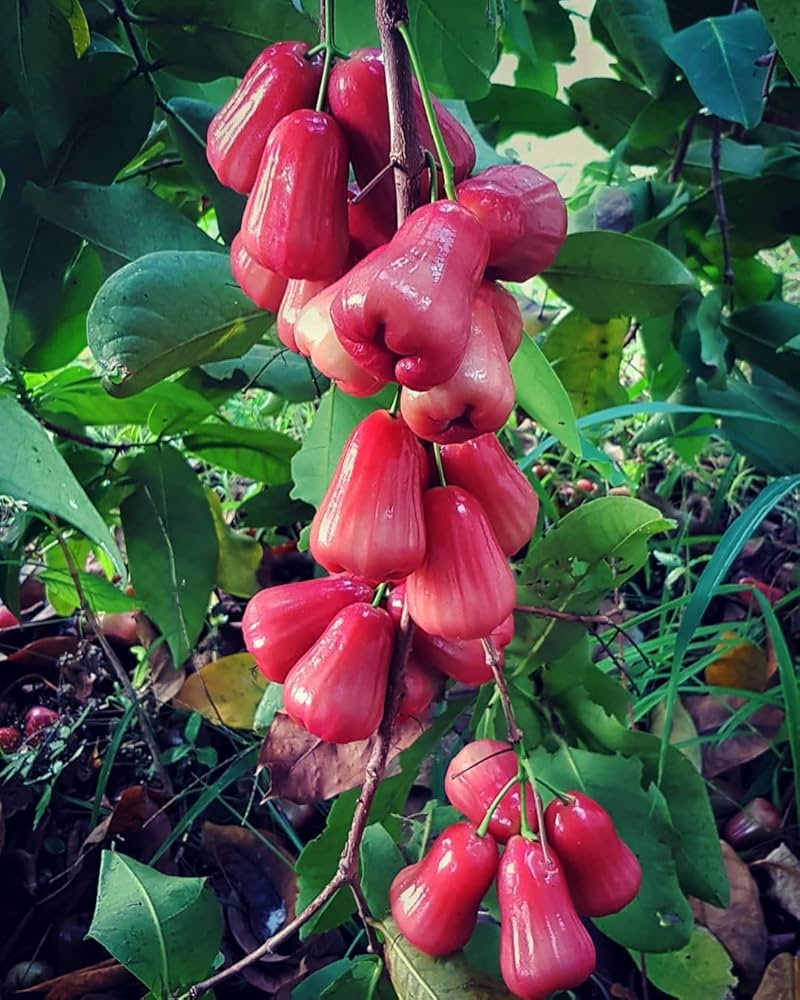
[
  {"x1": 0, "y1": 605, "x2": 20, "y2": 629},
  {"x1": 24, "y1": 706, "x2": 60, "y2": 743},
  {"x1": 0, "y1": 726, "x2": 22, "y2": 752}
]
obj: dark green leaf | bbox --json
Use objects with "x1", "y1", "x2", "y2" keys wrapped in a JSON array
[
  {"x1": 291, "y1": 387, "x2": 393, "y2": 508},
  {"x1": 594, "y1": 0, "x2": 675, "y2": 96},
  {"x1": 543, "y1": 231, "x2": 695, "y2": 321},
  {"x1": 541, "y1": 311, "x2": 628, "y2": 415},
  {"x1": 530, "y1": 747, "x2": 692, "y2": 952},
  {"x1": 722, "y1": 301, "x2": 800, "y2": 389},
  {"x1": 239, "y1": 483, "x2": 314, "y2": 528},
  {"x1": 510, "y1": 335, "x2": 581, "y2": 454},
  {"x1": 683, "y1": 139, "x2": 765, "y2": 179},
  {"x1": 291, "y1": 960, "x2": 360, "y2": 1000},
  {"x1": 757, "y1": 0, "x2": 800, "y2": 82},
  {"x1": 568, "y1": 78, "x2": 649, "y2": 149},
  {"x1": 87, "y1": 251, "x2": 273, "y2": 396},
  {"x1": 203, "y1": 342, "x2": 328, "y2": 402},
  {"x1": 360, "y1": 825, "x2": 404, "y2": 920},
  {"x1": 25, "y1": 181, "x2": 221, "y2": 266},
  {"x1": 406, "y1": 0, "x2": 499, "y2": 99},
  {"x1": 439, "y1": 100, "x2": 508, "y2": 173},
  {"x1": 130, "y1": 0, "x2": 316, "y2": 79},
  {"x1": 88, "y1": 851, "x2": 223, "y2": 996},
  {"x1": 166, "y1": 97, "x2": 246, "y2": 245},
  {"x1": 120, "y1": 445, "x2": 218, "y2": 665},
  {"x1": 183, "y1": 423, "x2": 298, "y2": 484},
  {"x1": 0, "y1": 394, "x2": 123, "y2": 572},
  {"x1": 521, "y1": 0, "x2": 576, "y2": 64},
  {"x1": 663, "y1": 10, "x2": 771, "y2": 128},
  {"x1": 469, "y1": 84, "x2": 578, "y2": 139},
  {"x1": 636, "y1": 927, "x2": 737, "y2": 999}
]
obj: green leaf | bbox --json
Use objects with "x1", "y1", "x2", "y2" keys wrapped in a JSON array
[
  {"x1": 50, "y1": 0, "x2": 90, "y2": 57},
  {"x1": 87, "y1": 251, "x2": 273, "y2": 397},
  {"x1": 0, "y1": 269, "x2": 8, "y2": 365},
  {"x1": 531, "y1": 747, "x2": 693, "y2": 952},
  {"x1": 721, "y1": 301, "x2": 800, "y2": 390},
  {"x1": 291, "y1": 960, "x2": 358, "y2": 1000},
  {"x1": 291, "y1": 387, "x2": 392, "y2": 508},
  {"x1": 683, "y1": 139, "x2": 765, "y2": 179},
  {"x1": 0, "y1": 0, "x2": 87, "y2": 164},
  {"x1": 439, "y1": 100, "x2": 508, "y2": 174},
  {"x1": 129, "y1": 0, "x2": 317, "y2": 79},
  {"x1": 206, "y1": 491, "x2": 262, "y2": 598},
  {"x1": 166, "y1": 97, "x2": 246, "y2": 246},
  {"x1": 757, "y1": 0, "x2": 800, "y2": 82},
  {"x1": 636, "y1": 927, "x2": 737, "y2": 999},
  {"x1": 88, "y1": 851, "x2": 223, "y2": 996},
  {"x1": 541, "y1": 311, "x2": 628, "y2": 416},
  {"x1": 184, "y1": 422, "x2": 298, "y2": 484},
  {"x1": 568, "y1": 78, "x2": 650, "y2": 149},
  {"x1": 0, "y1": 395, "x2": 123, "y2": 572},
  {"x1": 25, "y1": 182, "x2": 221, "y2": 266},
  {"x1": 120, "y1": 445, "x2": 218, "y2": 665},
  {"x1": 543, "y1": 231, "x2": 696, "y2": 321},
  {"x1": 322, "y1": 956, "x2": 391, "y2": 1000},
  {"x1": 510, "y1": 336, "x2": 581, "y2": 455},
  {"x1": 469, "y1": 84, "x2": 578, "y2": 140},
  {"x1": 381, "y1": 916, "x2": 516, "y2": 998},
  {"x1": 521, "y1": 0, "x2": 576, "y2": 64},
  {"x1": 663, "y1": 10, "x2": 772, "y2": 128},
  {"x1": 594, "y1": 0, "x2": 675, "y2": 96},
  {"x1": 203, "y1": 342, "x2": 328, "y2": 402},
  {"x1": 406, "y1": 0, "x2": 499, "y2": 99},
  {"x1": 360, "y1": 825, "x2": 404, "y2": 920},
  {"x1": 239, "y1": 483, "x2": 315, "y2": 528}
]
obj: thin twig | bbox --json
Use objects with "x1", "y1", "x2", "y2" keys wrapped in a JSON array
[
  {"x1": 710, "y1": 118, "x2": 734, "y2": 288},
  {"x1": 516, "y1": 604, "x2": 615, "y2": 626},
  {"x1": 669, "y1": 111, "x2": 697, "y2": 183},
  {"x1": 118, "y1": 156, "x2": 182, "y2": 183},
  {"x1": 761, "y1": 46, "x2": 779, "y2": 99},
  {"x1": 350, "y1": 880, "x2": 380, "y2": 953},
  {"x1": 38, "y1": 417, "x2": 133, "y2": 453},
  {"x1": 481, "y1": 638, "x2": 521, "y2": 743},
  {"x1": 50, "y1": 523, "x2": 172, "y2": 795}
]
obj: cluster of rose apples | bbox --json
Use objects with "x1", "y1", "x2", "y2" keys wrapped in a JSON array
[{"x1": 391, "y1": 739, "x2": 642, "y2": 998}]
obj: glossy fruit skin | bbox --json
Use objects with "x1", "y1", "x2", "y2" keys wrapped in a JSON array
[
  {"x1": 242, "y1": 110, "x2": 349, "y2": 280},
  {"x1": 347, "y1": 183, "x2": 395, "y2": 261},
  {"x1": 331, "y1": 201, "x2": 490, "y2": 391},
  {"x1": 398, "y1": 654, "x2": 443, "y2": 720},
  {"x1": 388, "y1": 583, "x2": 514, "y2": 685},
  {"x1": 439, "y1": 435, "x2": 539, "y2": 555},
  {"x1": 230, "y1": 232, "x2": 287, "y2": 313},
  {"x1": 484, "y1": 282, "x2": 523, "y2": 360},
  {"x1": 293, "y1": 278, "x2": 387, "y2": 397},
  {"x1": 0, "y1": 605, "x2": 20, "y2": 629},
  {"x1": 390, "y1": 821, "x2": 498, "y2": 956},
  {"x1": 445, "y1": 739, "x2": 538, "y2": 843},
  {"x1": 283, "y1": 603, "x2": 395, "y2": 743},
  {"x1": 310, "y1": 411, "x2": 427, "y2": 582},
  {"x1": 406, "y1": 486, "x2": 516, "y2": 640},
  {"x1": 498, "y1": 837, "x2": 596, "y2": 1000},
  {"x1": 723, "y1": 797, "x2": 781, "y2": 849},
  {"x1": 207, "y1": 42, "x2": 322, "y2": 194},
  {"x1": 24, "y1": 706, "x2": 60, "y2": 742},
  {"x1": 400, "y1": 284, "x2": 515, "y2": 444},
  {"x1": 329, "y1": 48, "x2": 475, "y2": 204},
  {"x1": 544, "y1": 791, "x2": 642, "y2": 917},
  {"x1": 457, "y1": 164, "x2": 567, "y2": 282},
  {"x1": 277, "y1": 278, "x2": 329, "y2": 352},
  {"x1": 242, "y1": 575, "x2": 373, "y2": 682},
  {"x1": 0, "y1": 727, "x2": 22, "y2": 752}
]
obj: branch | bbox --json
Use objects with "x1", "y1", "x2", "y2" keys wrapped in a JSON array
[
  {"x1": 482, "y1": 638, "x2": 521, "y2": 744},
  {"x1": 668, "y1": 111, "x2": 697, "y2": 183},
  {"x1": 38, "y1": 417, "x2": 133, "y2": 454}
]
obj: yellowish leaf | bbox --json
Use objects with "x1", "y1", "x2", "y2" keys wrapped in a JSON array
[
  {"x1": 207, "y1": 491, "x2": 262, "y2": 598},
  {"x1": 174, "y1": 653, "x2": 267, "y2": 729},
  {"x1": 754, "y1": 953, "x2": 800, "y2": 1000},
  {"x1": 50, "y1": 0, "x2": 90, "y2": 56},
  {"x1": 705, "y1": 632, "x2": 769, "y2": 692}
]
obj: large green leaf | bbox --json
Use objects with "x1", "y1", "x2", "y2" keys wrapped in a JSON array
[
  {"x1": 203, "y1": 342, "x2": 328, "y2": 402},
  {"x1": 757, "y1": 0, "x2": 800, "y2": 82},
  {"x1": 638, "y1": 927, "x2": 737, "y2": 999},
  {"x1": 120, "y1": 445, "x2": 218, "y2": 666},
  {"x1": 25, "y1": 181, "x2": 220, "y2": 266},
  {"x1": 0, "y1": 0, "x2": 87, "y2": 164},
  {"x1": 291, "y1": 387, "x2": 392, "y2": 509},
  {"x1": 541, "y1": 311, "x2": 628, "y2": 416},
  {"x1": 87, "y1": 251, "x2": 273, "y2": 396},
  {"x1": 510, "y1": 335, "x2": 581, "y2": 455},
  {"x1": 530, "y1": 747, "x2": 693, "y2": 952},
  {"x1": 130, "y1": 0, "x2": 317, "y2": 79},
  {"x1": 469, "y1": 83, "x2": 578, "y2": 139},
  {"x1": 543, "y1": 231, "x2": 696, "y2": 321},
  {"x1": 0, "y1": 394, "x2": 123, "y2": 572},
  {"x1": 184, "y1": 423, "x2": 298, "y2": 484},
  {"x1": 663, "y1": 10, "x2": 771, "y2": 128},
  {"x1": 522, "y1": 0, "x2": 576, "y2": 64},
  {"x1": 721, "y1": 301, "x2": 800, "y2": 389},
  {"x1": 568, "y1": 78, "x2": 650, "y2": 149},
  {"x1": 594, "y1": 0, "x2": 674, "y2": 96},
  {"x1": 88, "y1": 851, "x2": 223, "y2": 997},
  {"x1": 166, "y1": 97, "x2": 246, "y2": 245}
]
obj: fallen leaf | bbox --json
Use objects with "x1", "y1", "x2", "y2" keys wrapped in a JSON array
[
  {"x1": 137, "y1": 614, "x2": 185, "y2": 703},
  {"x1": 753, "y1": 953, "x2": 800, "y2": 1000},
  {"x1": 691, "y1": 841, "x2": 766, "y2": 990},
  {"x1": 84, "y1": 785, "x2": 176, "y2": 874},
  {"x1": 174, "y1": 653, "x2": 266, "y2": 728},
  {"x1": 18, "y1": 957, "x2": 131, "y2": 999},
  {"x1": 7, "y1": 636, "x2": 80, "y2": 672},
  {"x1": 634, "y1": 926, "x2": 737, "y2": 1000},
  {"x1": 705, "y1": 632, "x2": 769, "y2": 692},
  {"x1": 683, "y1": 695, "x2": 784, "y2": 777},
  {"x1": 260, "y1": 711, "x2": 430, "y2": 804},
  {"x1": 753, "y1": 843, "x2": 800, "y2": 921}
]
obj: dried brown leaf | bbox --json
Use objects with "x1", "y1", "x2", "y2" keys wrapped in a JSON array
[
  {"x1": 705, "y1": 633, "x2": 769, "y2": 692},
  {"x1": 753, "y1": 843, "x2": 800, "y2": 921},
  {"x1": 683, "y1": 695, "x2": 784, "y2": 778},
  {"x1": 136, "y1": 615, "x2": 185, "y2": 703},
  {"x1": 691, "y1": 841, "x2": 766, "y2": 989},
  {"x1": 753, "y1": 953, "x2": 800, "y2": 1000},
  {"x1": 260, "y1": 711, "x2": 430, "y2": 804},
  {"x1": 84, "y1": 785, "x2": 176, "y2": 874},
  {"x1": 18, "y1": 958, "x2": 131, "y2": 999}
]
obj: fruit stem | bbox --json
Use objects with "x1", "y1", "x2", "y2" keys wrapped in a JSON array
[
  {"x1": 388, "y1": 387, "x2": 402, "y2": 416},
  {"x1": 314, "y1": 0, "x2": 336, "y2": 112},
  {"x1": 476, "y1": 774, "x2": 518, "y2": 838},
  {"x1": 532, "y1": 773, "x2": 572, "y2": 803},
  {"x1": 372, "y1": 582, "x2": 389, "y2": 607},
  {"x1": 395, "y1": 21, "x2": 456, "y2": 200},
  {"x1": 518, "y1": 765, "x2": 535, "y2": 840},
  {"x1": 432, "y1": 443, "x2": 447, "y2": 486}
]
